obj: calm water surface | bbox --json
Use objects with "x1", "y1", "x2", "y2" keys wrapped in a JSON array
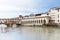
[{"x1": 0, "y1": 26, "x2": 60, "y2": 40}]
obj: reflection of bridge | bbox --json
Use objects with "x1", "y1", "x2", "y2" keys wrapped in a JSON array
[{"x1": 0, "y1": 18, "x2": 22, "y2": 27}]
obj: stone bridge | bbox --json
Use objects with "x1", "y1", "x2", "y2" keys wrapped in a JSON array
[{"x1": 0, "y1": 18, "x2": 22, "y2": 27}]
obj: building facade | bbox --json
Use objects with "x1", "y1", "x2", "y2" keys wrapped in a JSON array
[
  {"x1": 49, "y1": 7, "x2": 60, "y2": 23},
  {"x1": 21, "y1": 7, "x2": 60, "y2": 26},
  {"x1": 22, "y1": 13, "x2": 51, "y2": 26},
  {"x1": 0, "y1": 7, "x2": 60, "y2": 26}
]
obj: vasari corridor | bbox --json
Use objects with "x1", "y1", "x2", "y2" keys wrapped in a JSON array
[{"x1": 0, "y1": 0, "x2": 60, "y2": 40}]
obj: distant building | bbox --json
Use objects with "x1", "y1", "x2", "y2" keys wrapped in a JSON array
[
  {"x1": 22, "y1": 13, "x2": 50, "y2": 26},
  {"x1": 21, "y1": 7, "x2": 60, "y2": 26},
  {"x1": 49, "y1": 7, "x2": 60, "y2": 23},
  {"x1": 0, "y1": 7, "x2": 60, "y2": 26}
]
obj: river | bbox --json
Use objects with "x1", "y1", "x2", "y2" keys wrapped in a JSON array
[{"x1": 0, "y1": 25, "x2": 60, "y2": 40}]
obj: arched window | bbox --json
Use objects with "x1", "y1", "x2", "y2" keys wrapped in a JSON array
[
  {"x1": 41, "y1": 20, "x2": 42, "y2": 23},
  {"x1": 44, "y1": 20, "x2": 46, "y2": 24},
  {"x1": 39, "y1": 20, "x2": 40, "y2": 23}
]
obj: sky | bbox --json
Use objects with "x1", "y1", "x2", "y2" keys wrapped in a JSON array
[{"x1": 0, "y1": 0, "x2": 60, "y2": 18}]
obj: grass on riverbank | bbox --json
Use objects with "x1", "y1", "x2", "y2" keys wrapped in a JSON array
[{"x1": 33, "y1": 25, "x2": 60, "y2": 29}]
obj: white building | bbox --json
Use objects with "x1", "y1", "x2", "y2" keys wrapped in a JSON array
[
  {"x1": 22, "y1": 13, "x2": 50, "y2": 26},
  {"x1": 21, "y1": 7, "x2": 60, "y2": 26},
  {"x1": 49, "y1": 7, "x2": 60, "y2": 23}
]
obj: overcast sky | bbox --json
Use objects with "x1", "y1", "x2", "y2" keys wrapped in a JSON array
[{"x1": 0, "y1": 0, "x2": 60, "y2": 18}]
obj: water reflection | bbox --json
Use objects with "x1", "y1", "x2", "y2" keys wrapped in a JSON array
[
  {"x1": 18, "y1": 27, "x2": 60, "y2": 40},
  {"x1": 0, "y1": 25, "x2": 60, "y2": 40},
  {"x1": 0, "y1": 24, "x2": 7, "y2": 33}
]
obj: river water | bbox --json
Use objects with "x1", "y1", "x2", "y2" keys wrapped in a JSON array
[{"x1": 0, "y1": 25, "x2": 60, "y2": 40}]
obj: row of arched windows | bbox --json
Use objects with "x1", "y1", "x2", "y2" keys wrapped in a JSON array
[{"x1": 22, "y1": 19, "x2": 46, "y2": 24}]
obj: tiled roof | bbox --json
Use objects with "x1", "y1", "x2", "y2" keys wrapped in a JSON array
[
  {"x1": 35, "y1": 12, "x2": 48, "y2": 16},
  {"x1": 50, "y1": 7, "x2": 60, "y2": 10}
]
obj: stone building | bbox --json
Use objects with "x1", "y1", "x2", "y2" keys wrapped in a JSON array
[
  {"x1": 49, "y1": 7, "x2": 60, "y2": 23},
  {"x1": 0, "y1": 7, "x2": 60, "y2": 26},
  {"x1": 21, "y1": 7, "x2": 60, "y2": 26},
  {"x1": 22, "y1": 13, "x2": 50, "y2": 26}
]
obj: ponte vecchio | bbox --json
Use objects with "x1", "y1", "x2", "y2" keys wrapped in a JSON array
[{"x1": 0, "y1": 15, "x2": 22, "y2": 27}]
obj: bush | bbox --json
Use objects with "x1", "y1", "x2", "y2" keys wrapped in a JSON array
[
  {"x1": 33, "y1": 24, "x2": 40, "y2": 27},
  {"x1": 44, "y1": 23, "x2": 58, "y2": 27}
]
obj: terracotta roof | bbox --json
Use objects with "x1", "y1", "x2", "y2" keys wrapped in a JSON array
[
  {"x1": 36, "y1": 16, "x2": 51, "y2": 18},
  {"x1": 35, "y1": 12, "x2": 48, "y2": 16},
  {"x1": 50, "y1": 7, "x2": 60, "y2": 10},
  {"x1": 24, "y1": 15, "x2": 29, "y2": 17}
]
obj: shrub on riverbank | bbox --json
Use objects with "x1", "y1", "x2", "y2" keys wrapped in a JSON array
[
  {"x1": 33, "y1": 24, "x2": 41, "y2": 27},
  {"x1": 33, "y1": 23, "x2": 60, "y2": 28},
  {"x1": 43, "y1": 23, "x2": 59, "y2": 27}
]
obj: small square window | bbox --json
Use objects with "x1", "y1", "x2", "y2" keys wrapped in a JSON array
[
  {"x1": 58, "y1": 20, "x2": 59, "y2": 22},
  {"x1": 58, "y1": 15, "x2": 59, "y2": 18}
]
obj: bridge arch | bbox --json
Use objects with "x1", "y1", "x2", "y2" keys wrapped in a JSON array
[
  {"x1": 12, "y1": 24, "x2": 17, "y2": 28},
  {"x1": 0, "y1": 24, "x2": 7, "y2": 28}
]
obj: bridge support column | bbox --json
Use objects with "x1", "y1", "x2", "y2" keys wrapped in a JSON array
[{"x1": 7, "y1": 24, "x2": 12, "y2": 27}]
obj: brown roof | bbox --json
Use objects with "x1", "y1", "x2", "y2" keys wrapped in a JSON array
[
  {"x1": 50, "y1": 7, "x2": 60, "y2": 10},
  {"x1": 36, "y1": 16, "x2": 51, "y2": 18},
  {"x1": 35, "y1": 12, "x2": 48, "y2": 16}
]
